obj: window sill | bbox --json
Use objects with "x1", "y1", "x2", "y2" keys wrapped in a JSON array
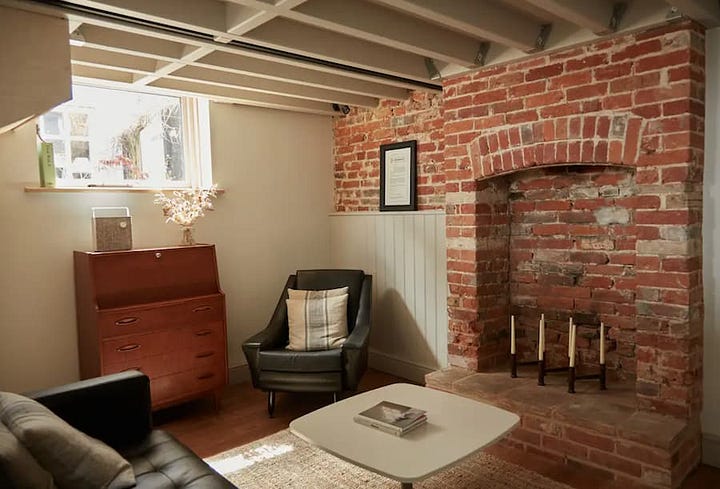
[{"x1": 24, "y1": 186, "x2": 225, "y2": 194}]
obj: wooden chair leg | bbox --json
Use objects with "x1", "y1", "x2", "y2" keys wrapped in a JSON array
[{"x1": 268, "y1": 391, "x2": 276, "y2": 417}]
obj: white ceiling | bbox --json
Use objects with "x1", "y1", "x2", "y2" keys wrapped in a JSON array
[{"x1": 5, "y1": 0, "x2": 719, "y2": 115}]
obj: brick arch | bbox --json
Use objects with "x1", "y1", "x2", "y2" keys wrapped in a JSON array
[{"x1": 470, "y1": 113, "x2": 644, "y2": 180}]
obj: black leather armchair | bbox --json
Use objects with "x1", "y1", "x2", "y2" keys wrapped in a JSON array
[
  {"x1": 26, "y1": 371, "x2": 234, "y2": 489},
  {"x1": 242, "y1": 269, "x2": 372, "y2": 416}
]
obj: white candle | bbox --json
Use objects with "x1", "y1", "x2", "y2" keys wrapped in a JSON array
[
  {"x1": 510, "y1": 315, "x2": 516, "y2": 354},
  {"x1": 538, "y1": 314, "x2": 545, "y2": 361},
  {"x1": 568, "y1": 317, "x2": 573, "y2": 357},
  {"x1": 569, "y1": 324, "x2": 577, "y2": 367},
  {"x1": 600, "y1": 322, "x2": 605, "y2": 365}
]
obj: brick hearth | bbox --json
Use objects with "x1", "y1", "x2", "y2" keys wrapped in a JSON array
[
  {"x1": 334, "y1": 18, "x2": 705, "y2": 489},
  {"x1": 426, "y1": 367, "x2": 700, "y2": 488}
]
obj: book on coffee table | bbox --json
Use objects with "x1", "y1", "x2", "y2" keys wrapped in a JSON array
[{"x1": 353, "y1": 400, "x2": 427, "y2": 436}]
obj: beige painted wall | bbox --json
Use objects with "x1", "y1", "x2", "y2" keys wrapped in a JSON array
[{"x1": 0, "y1": 102, "x2": 333, "y2": 392}]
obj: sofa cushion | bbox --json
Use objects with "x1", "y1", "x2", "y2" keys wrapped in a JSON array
[
  {"x1": 0, "y1": 420, "x2": 56, "y2": 489},
  {"x1": 286, "y1": 294, "x2": 348, "y2": 351},
  {"x1": 121, "y1": 430, "x2": 235, "y2": 489},
  {"x1": 259, "y1": 348, "x2": 343, "y2": 373},
  {"x1": 0, "y1": 392, "x2": 135, "y2": 489}
]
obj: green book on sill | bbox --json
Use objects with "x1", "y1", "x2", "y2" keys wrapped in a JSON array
[{"x1": 38, "y1": 142, "x2": 56, "y2": 188}]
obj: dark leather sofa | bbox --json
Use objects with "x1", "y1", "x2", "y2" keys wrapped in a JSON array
[
  {"x1": 28, "y1": 370, "x2": 234, "y2": 489},
  {"x1": 243, "y1": 269, "x2": 372, "y2": 416}
]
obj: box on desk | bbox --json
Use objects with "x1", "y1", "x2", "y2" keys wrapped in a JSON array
[{"x1": 92, "y1": 207, "x2": 132, "y2": 251}]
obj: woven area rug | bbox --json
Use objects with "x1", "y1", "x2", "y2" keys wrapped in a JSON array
[{"x1": 205, "y1": 430, "x2": 573, "y2": 489}]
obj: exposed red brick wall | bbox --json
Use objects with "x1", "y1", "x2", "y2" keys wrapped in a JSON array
[
  {"x1": 333, "y1": 92, "x2": 445, "y2": 211},
  {"x1": 335, "y1": 19, "x2": 705, "y2": 489},
  {"x1": 443, "y1": 21, "x2": 705, "y2": 420},
  {"x1": 447, "y1": 178, "x2": 510, "y2": 368}
]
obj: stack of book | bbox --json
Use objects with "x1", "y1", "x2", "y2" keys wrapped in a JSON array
[{"x1": 353, "y1": 401, "x2": 427, "y2": 436}]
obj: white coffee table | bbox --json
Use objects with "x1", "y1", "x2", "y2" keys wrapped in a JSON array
[{"x1": 289, "y1": 383, "x2": 519, "y2": 488}]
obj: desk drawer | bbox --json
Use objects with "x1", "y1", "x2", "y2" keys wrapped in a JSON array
[
  {"x1": 150, "y1": 362, "x2": 225, "y2": 405},
  {"x1": 188, "y1": 348, "x2": 225, "y2": 370},
  {"x1": 104, "y1": 352, "x2": 184, "y2": 379},
  {"x1": 104, "y1": 347, "x2": 225, "y2": 378},
  {"x1": 180, "y1": 321, "x2": 225, "y2": 351},
  {"x1": 102, "y1": 331, "x2": 172, "y2": 364},
  {"x1": 98, "y1": 295, "x2": 224, "y2": 339}
]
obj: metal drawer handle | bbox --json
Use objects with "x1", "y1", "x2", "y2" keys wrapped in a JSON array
[
  {"x1": 196, "y1": 351, "x2": 215, "y2": 359},
  {"x1": 115, "y1": 317, "x2": 139, "y2": 326},
  {"x1": 123, "y1": 366, "x2": 141, "y2": 372},
  {"x1": 117, "y1": 344, "x2": 140, "y2": 352},
  {"x1": 197, "y1": 373, "x2": 214, "y2": 380},
  {"x1": 192, "y1": 305, "x2": 212, "y2": 313},
  {"x1": 194, "y1": 330, "x2": 213, "y2": 337}
]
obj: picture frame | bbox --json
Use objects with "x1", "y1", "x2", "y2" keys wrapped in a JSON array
[{"x1": 379, "y1": 140, "x2": 417, "y2": 212}]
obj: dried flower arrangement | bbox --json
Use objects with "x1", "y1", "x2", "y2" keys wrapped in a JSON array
[{"x1": 153, "y1": 185, "x2": 218, "y2": 245}]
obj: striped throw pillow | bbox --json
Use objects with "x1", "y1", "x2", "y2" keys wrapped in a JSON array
[
  {"x1": 286, "y1": 294, "x2": 349, "y2": 351},
  {"x1": 287, "y1": 286, "x2": 349, "y2": 299}
]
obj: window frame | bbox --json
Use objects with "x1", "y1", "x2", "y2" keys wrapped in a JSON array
[{"x1": 37, "y1": 83, "x2": 213, "y2": 190}]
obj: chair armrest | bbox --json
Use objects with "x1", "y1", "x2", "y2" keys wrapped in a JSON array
[
  {"x1": 26, "y1": 370, "x2": 152, "y2": 449},
  {"x1": 342, "y1": 275, "x2": 372, "y2": 390},
  {"x1": 242, "y1": 275, "x2": 296, "y2": 387}
]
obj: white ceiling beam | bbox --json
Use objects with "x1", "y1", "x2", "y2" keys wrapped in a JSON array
[
  {"x1": 666, "y1": 0, "x2": 720, "y2": 26},
  {"x1": 524, "y1": 0, "x2": 618, "y2": 34},
  {"x1": 78, "y1": 24, "x2": 188, "y2": 60},
  {"x1": 68, "y1": 22, "x2": 418, "y2": 96},
  {"x1": 230, "y1": 0, "x2": 481, "y2": 66},
  {"x1": 224, "y1": 0, "x2": 308, "y2": 37},
  {"x1": 194, "y1": 51, "x2": 410, "y2": 100},
  {"x1": 65, "y1": 0, "x2": 228, "y2": 31},
  {"x1": 70, "y1": 46, "x2": 158, "y2": 73},
  {"x1": 72, "y1": 64, "x2": 136, "y2": 83},
  {"x1": 167, "y1": 65, "x2": 379, "y2": 107},
  {"x1": 71, "y1": 69, "x2": 337, "y2": 116},
  {"x1": 62, "y1": 5, "x2": 433, "y2": 91},
  {"x1": 148, "y1": 78, "x2": 338, "y2": 116},
  {"x1": 223, "y1": 3, "x2": 275, "y2": 39},
  {"x1": 371, "y1": 0, "x2": 543, "y2": 52},
  {"x1": 132, "y1": 46, "x2": 215, "y2": 86},
  {"x1": 240, "y1": 17, "x2": 433, "y2": 82}
]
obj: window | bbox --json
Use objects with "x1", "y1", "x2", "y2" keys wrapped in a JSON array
[{"x1": 38, "y1": 85, "x2": 212, "y2": 188}]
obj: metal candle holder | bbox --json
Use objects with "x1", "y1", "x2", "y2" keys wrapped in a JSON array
[
  {"x1": 510, "y1": 354, "x2": 538, "y2": 378},
  {"x1": 536, "y1": 357, "x2": 574, "y2": 386},
  {"x1": 566, "y1": 362, "x2": 607, "y2": 393},
  {"x1": 513, "y1": 315, "x2": 608, "y2": 394},
  {"x1": 539, "y1": 362, "x2": 570, "y2": 385},
  {"x1": 536, "y1": 356, "x2": 607, "y2": 393}
]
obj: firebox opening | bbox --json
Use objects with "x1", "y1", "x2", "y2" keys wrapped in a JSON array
[{"x1": 475, "y1": 164, "x2": 638, "y2": 381}]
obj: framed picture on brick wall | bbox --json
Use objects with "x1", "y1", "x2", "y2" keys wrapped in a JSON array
[{"x1": 380, "y1": 140, "x2": 417, "y2": 212}]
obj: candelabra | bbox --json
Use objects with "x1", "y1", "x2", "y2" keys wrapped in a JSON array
[{"x1": 510, "y1": 315, "x2": 608, "y2": 393}]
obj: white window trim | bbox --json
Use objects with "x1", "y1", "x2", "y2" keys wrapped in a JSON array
[{"x1": 36, "y1": 85, "x2": 215, "y2": 191}]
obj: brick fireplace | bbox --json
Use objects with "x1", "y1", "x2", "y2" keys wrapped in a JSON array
[{"x1": 335, "y1": 19, "x2": 705, "y2": 489}]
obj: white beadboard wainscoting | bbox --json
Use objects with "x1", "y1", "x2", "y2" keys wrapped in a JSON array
[{"x1": 329, "y1": 211, "x2": 448, "y2": 383}]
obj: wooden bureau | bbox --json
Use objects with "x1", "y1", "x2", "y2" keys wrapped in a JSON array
[{"x1": 74, "y1": 245, "x2": 228, "y2": 410}]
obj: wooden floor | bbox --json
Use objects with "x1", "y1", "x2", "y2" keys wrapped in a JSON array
[{"x1": 155, "y1": 369, "x2": 720, "y2": 489}]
